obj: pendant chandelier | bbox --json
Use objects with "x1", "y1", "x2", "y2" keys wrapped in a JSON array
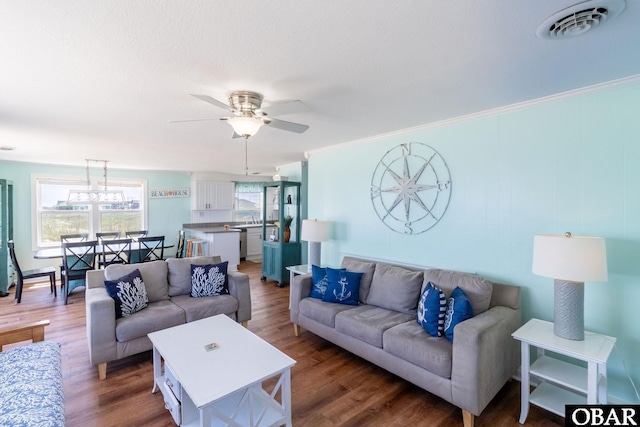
[{"x1": 67, "y1": 159, "x2": 126, "y2": 204}]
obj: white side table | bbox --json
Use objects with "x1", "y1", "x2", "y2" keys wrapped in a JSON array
[
  {"x1": 512, "y1": 318, "x2": 616, "y2": 424},
  {"x1": 285, "y1": 264, "x2": 312, "y2": 287}
]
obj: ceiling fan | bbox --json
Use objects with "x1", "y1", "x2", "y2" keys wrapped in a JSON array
[
  {"x1": 179, "y1": 90, "x2": 309, "y2": 138},
  {"x1": 172, "y1": 90, "x2": 310, "y2": 175}
]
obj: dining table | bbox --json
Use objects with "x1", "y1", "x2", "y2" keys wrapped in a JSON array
[{"x1": 34, "y1": 241, "x2": 175, "y2": 259}]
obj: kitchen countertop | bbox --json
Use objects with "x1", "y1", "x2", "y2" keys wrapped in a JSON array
[{"x1": 184, "y1": 226, "x2": 241, "y2": 234}]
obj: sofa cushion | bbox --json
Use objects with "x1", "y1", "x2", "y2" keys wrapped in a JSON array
[
  {"x1": 167, "y1": 256, "x2": 222, "y2": 296},
  {"x1": 366, "y1": 263, "x2": 424, "y2": 315},
  {"x1": 444, "y1": 286, "x2": 474, "y2": 342},
  {"x1": 0, "y1": 341, "x2": 65, "y2": 427},
  {"x1": 171, "y1": 294, "x2": 239, "y2": 323},
  {"x1": 417, "y1": 282, "x2": 447, "y2": 337},
  {"x1": 299, "y1": 298, "x2": 355, "y2": 328},
  {"x1": 322, "y1": 268, "x2": 361, "y2": 306},
  {"x1": 115, "y1": 300, "x2": 185, "y2": 342},
  {"x1": 335, "y1": 305, "x2": 415, "y2": 348},
  {"x1": 104, "y1": 268, "x2": 149, "y2": 319},
  {"x1": 340, "y1": 257, "x2": 376, "y2": 303},
  {"x1": 190, "y1": 261, "x2": 229, "y2": 297},
  {"x1": 383, "y1": 321, "x2": 453, "y2": 379},
  {"x1": 105, "y1": 260, "x2": 170, "y2": 303},
  {"x1": 423, "y1": 269, "x2": 493, "y2": 316}
]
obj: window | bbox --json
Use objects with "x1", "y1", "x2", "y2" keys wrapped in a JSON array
[
  {"x1": 234, "y1": 182, "x2": 263, "y2": 223},
  {"x1": 33, "y1": 175, "x2": 146, "y2": 248}
]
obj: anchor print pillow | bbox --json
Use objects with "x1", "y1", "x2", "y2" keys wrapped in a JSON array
[
  {"x1": 322, "y1": 267, "x2": 362, "y2": 306},
  {"x1": 104, "y1": 268, "x2": 149, "y2": 319},
  {"x1": 190, "y1": 262, "x2": 229, "y2": 297},
  {"x1": 417, "y1": 281, "x2": 447, "y2": 337}
]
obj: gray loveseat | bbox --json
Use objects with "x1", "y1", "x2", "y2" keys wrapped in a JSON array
[
  {"x1": 290, "y1": 256, "x2": 521, "y2": 427},
  {"x1": 86, "y1": 256, "x2": 251, "y2": 379}
]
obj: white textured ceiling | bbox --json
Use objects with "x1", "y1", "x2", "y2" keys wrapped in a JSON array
[{"x1": 2, "y1": 1, "x2": 640, "y2": 176}]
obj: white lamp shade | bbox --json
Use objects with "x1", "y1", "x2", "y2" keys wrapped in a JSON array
[
  {"x1": 301, "y1": 219, "x2": 329, "y2": 242},
  {"x1": 532, "y1": 234, "x2": 608, "y2": 282},
  {"x1": 227, "y1": 116, "x2": 264, "y2": 137}
]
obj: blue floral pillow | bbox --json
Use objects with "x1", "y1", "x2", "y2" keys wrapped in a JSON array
[
  {"x1": 190, "y1": 262, "x2": 229, "y2": 297},
  {"x1": 322, "y1": 268, "x2": 362, "y2": 306},
  {"x1": 104, "y1": 269, "x2": 149, "y2": 319},
  {"x1": 309, "y1": 265, "x2": 345, "y2": 299},
  {"x1": 444, "y1": 286, "x2": 474, "y2": 342},
  {"x1": 417, "y1": 282, "x2": 447, "y2": 337}
]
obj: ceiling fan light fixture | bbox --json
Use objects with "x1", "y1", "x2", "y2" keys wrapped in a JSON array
[{"x1": 227, "y1": 116, "x2": 264, "y2": 137}]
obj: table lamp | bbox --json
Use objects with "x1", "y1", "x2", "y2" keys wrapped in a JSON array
[
  {"x1": 301, "y1": 219, "x2": 329, "y2": 267},
  {"x1": 532, "y1": 232, "x2": 608, "y2": 341}
]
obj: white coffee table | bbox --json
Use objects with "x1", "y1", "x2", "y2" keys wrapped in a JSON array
[{"x1": 148, "y1": 315, "x2": 296, "y2": 427}]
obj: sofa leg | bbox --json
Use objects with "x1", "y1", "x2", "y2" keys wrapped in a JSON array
[
  {"x1": 293, "y1": 323, "x2": 300, "y2": 337},
  {"x1": 241, "y1": 321, "x2": 248, "y2": 328},
  {"x1": 462, "y1": 409, "x2": 474, "y2": 427},
  {"x1": 98, "y1": 363, "x2": 107, "y2": 380}
]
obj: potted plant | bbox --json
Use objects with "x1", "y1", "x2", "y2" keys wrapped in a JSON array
[{"x1": 283, "y1": 215, "x2": 293, "y2": 243}]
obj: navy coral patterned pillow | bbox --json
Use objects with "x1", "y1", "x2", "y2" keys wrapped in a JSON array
[
  {"x1": 104, "y1": 269, "x2": 149, "y2": 318},
  {"x1": 322, "y1": 268, "x2": 361, "y2": 306},
  {"x1": 190, "y1": 262, "x2": 229, "y2": 297},
  {"x1": 417, "y1": 282, "x2": 447, "y2": 337}
]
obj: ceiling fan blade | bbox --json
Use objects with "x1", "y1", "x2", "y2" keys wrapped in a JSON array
[
  {"x1": 265, "y1": 117, "x2": 309, "y2": 134},
  {"x1": 190, "y1": 94, "x2": 231, "y2": 111},
  {"x1": 168, "y1": 118, "x2": 217, "y2": 123},
  {"x1": 259, "y1": 100, "x2": 308, "y2": 117}
]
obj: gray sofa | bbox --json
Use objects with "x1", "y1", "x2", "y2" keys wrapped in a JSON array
[
  {"x1": 290, "y1": 256, "x2": 521, "y2": 427},
  {"x1": 86, "y1": 256, "x2": 251, "y2": 379}
]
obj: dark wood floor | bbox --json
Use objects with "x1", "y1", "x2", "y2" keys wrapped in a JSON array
[{"x1": 0, "y1": 261, "x2": 563, "y2": 427}]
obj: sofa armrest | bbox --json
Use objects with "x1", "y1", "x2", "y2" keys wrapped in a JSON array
[
  {"x1": 85, "y1": 270, "x2": 117, "y2": 367},
  {"x1": 289, "y1": 273, "x2": 312, "y2": 324},
  {"x1": 228, "y1": 271, "x2": 251, "y2": 324},
  {"x1": 450, "y1": 305, "x2": 521, "y2": 416}
]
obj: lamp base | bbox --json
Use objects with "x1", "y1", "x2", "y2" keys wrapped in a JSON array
[
  {"x1": 308, "y1": 242, "x2": 321, "y2": 267},
  {"x1": 554, "y1": 279, "x2": 584, "y2": 341}
]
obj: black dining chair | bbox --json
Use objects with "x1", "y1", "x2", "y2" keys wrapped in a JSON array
[
  {"x1": 61, "y1": 240, "x2": 97, "y2": 305},
  {"x1": 96, "y1": 231, "x2": 120, "y2": 241},
  {"x1": 8, "y1": 240, "x2": 57, "y2": 304},
  {"x1": 99, "y1": 238, "x2": 132, "y2": 268},
  {"x1": 125, "y1": 230, "x2": 148, "y2": 240},
  {"x1": 60, "y1": 233, "x2": 89, "y2": 243},
  {"x1": 175, "y1": 230, "x2": 186, "y2": 258},
  {"x1": 130, "y1": 235, "x2": 164, "y2": 263},
  {"x1": 96, "y1": 232, "x2": 122, "y2": 267}
]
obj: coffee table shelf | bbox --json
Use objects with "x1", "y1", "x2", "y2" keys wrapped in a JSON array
[{"x1": 149, "y1": 315, "x2": 296, "y2": 427}]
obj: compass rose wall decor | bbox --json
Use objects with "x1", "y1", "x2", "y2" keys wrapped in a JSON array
[{"x1": 370, "y1": 142, "x2": 452, "y2": 234}]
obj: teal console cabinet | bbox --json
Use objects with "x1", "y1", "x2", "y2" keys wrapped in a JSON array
[
  {"x1": 261, "y1": 181, "x2": 301, "y2": 286},
  {"x1": 0, "y1": 179, "x2": 14, "y2": 297}
]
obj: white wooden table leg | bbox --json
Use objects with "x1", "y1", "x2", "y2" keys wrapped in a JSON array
[
  {"x1": 519, "y1": 341, "x2": 530, "y2": 424},
  {"x1": 598, "y1": 361, "x2": 608, "y2": 403},
  {"x1": 283, "y1": 368, "x2": 293, "y2": 427},
  {"x1": 587, "y1": 360, "x2": 597, "y2": 404},
  {"x1": 151, "y1": 346, "x2": 161, "y2": 393}
]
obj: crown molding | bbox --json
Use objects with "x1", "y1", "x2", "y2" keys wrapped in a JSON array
[{"x1": 306, "y1": 73, "x2": 640, "y2": 157}]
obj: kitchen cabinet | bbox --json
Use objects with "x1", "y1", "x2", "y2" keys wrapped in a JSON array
[
  {"x1": 191, "y1": 181, "x2": 234, "y2": 210},
  {"x1": 246, "y1": 226, "x2": 275, "y2": 261},
  {"x1": 261, "y1": 182, "x2": 301, "y2": 286},
  {"x1": 186, "y1": 228, "x2": 240, "y2": 271}
]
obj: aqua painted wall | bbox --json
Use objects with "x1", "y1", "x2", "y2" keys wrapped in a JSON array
[
  {"x1": 0, "y1": 160, "x2": 191, "y2": 271},
  {"x1": 307, "y1": 80, "x2": 640, "y2": 403}
]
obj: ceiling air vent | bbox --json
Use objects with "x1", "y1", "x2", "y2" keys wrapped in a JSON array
[{"x1": 536, "y1": 0, "x2": 626, "y2": 40}]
